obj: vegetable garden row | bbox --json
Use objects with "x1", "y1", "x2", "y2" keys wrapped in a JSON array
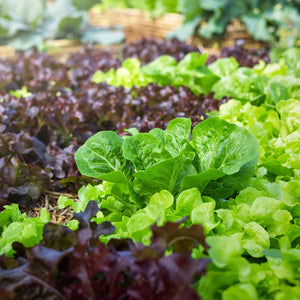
[{"x1": 0, "y1": 38, "x2": 299, "y2": 299}]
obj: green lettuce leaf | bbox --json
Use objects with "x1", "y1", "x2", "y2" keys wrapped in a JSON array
[
  {"x1": 0, "y1": 204, "x2": 49, "y2": 256},
  {"x1": 75, "y1": 131, "x2": 133, "y2": 184},
  {"x1": 191, "y1": 117, "x2": 259, "y2": 198}
]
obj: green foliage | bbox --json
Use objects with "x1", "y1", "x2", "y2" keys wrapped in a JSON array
[
  {"x1": 217, "y1": 98, "x2": 300, "y2": 180},
  {"x1": 0, "y1": 0, "x2": 124, "y2": 50},
  {"x1": 195, "y1": 66, "x2": 300, "y2": 297},
  {"x1": 60, "y1": 49, "x2": 300, "y2": 299},
  {"x1": 64, "y1": 117, "x2": 259, "y2": 249},
  {"x1": 170, "y1": 0, "x2": 300, "y2": 46},
  {"x1": 9, "y1": 86, "x2": 32, "y2": 98}
]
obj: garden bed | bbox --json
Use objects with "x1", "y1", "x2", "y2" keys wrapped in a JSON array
[{"x1": 1, "y1": 37, "x2": 299, "y2": 300}]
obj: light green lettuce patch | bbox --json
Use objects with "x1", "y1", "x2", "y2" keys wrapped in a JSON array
[
  {"x1": 210, "y1": 50, "x2": 300, "y2": 106},
  {"x1": 216, "y1": 99, "x2": 300, "y2": 183},
  {"x1": 0, "y1": 204, "x2": 50, "y2": 256},
  {"x1": 197, "y1": 240, "x2": 300, "y2": 300}
]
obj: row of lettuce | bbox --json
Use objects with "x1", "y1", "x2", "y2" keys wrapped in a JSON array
[
  {"x1": 1, "y1": 48, "x2": 300, "y2": 299},
  {"x1": 92, "y1": 47, "x2": 300, "y2": 107}
]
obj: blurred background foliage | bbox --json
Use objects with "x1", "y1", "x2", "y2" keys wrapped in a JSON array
[
  {"x1": 0, "y1": 0, "x2": 124, "y2": 50},
  {"x1": 99, "y1": 0, "x2": 300, "y2": 48},
  {"x1": 0, "y1": 0, "x2": 300, "y2": 50}
]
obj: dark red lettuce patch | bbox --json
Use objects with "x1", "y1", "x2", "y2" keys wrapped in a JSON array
[
  {"x1": 0, "y1": 201, "x2": 210, "y2": 300},
  {"x1": 0, "y1": 49, "x2": 69, "y2": 94}
]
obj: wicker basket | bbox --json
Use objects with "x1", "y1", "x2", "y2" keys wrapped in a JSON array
[
  {"x1": 89, "y1": 8, "x2": 183, "y2": 42},
  {"x1": 89, "y1": 9, "x2": 266, "y2": 49}
]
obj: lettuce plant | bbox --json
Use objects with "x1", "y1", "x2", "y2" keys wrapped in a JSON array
[
  {"x1": 216, "y1": 98, "x2": 300, "y2": 182},
  {"x1": 75, "y1": 117, "x2": 259, "y2": 208},
  {"x1": 60, "y1": 84, "x2": 300, "y2": 299},
  {"x1": 70, "y1": 116, "x2": 259, "y2": 245},
  {"x1": 59, "y1": 105, "x2": 300, "y2": 298}
]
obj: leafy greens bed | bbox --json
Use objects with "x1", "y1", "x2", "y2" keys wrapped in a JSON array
[
  {"x1": 61, "y1": 95, "x2": 300, "y2": 298},
  {"x1": 0, "y1": 44, "x2": 299, "y2": 299}
]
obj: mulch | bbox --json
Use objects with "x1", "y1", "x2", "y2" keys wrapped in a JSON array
[{"x1": 21, "y1": 190, "x2": 78, "y2": 224}]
